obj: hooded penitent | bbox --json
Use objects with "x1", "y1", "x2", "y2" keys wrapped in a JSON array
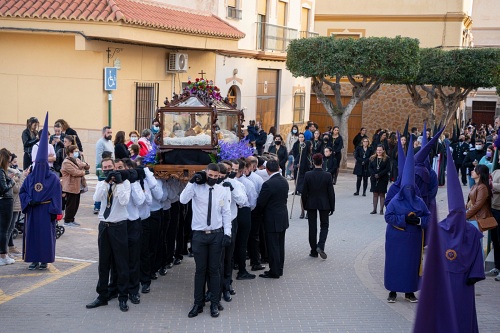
[
  {"x1": 19, "y1": 112, "x2": 62, "y2": 263},
  {"x1": 433, "y1": 144, "x2": 484, "y2": 333},
  {"x1": 384, "y1": 135, "x2": 430, "y2": 293},
  {"x1": 413, "y1": 150, "x2": 458, "y2": 332}
]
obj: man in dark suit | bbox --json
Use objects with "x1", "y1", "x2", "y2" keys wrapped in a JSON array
[
  {"x1": 301, "y1": 153, "x2": 335, "y2": 259},
  {"x1": 255, "y1": 159, "x2": 289, "y2": 279}
]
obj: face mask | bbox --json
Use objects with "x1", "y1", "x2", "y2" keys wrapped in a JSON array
[
  {"x1": 275, "y1": 141, "x2": 281, "y2": 145},
  {"x1": 206, "y1": 177, "x2": 217, "y2": 187},
  {"x1": 216, "y1": 177, "x2": 224, "y2": 184},
  {"x1": 73, "y1": 152, "x2": 80, "y2": 158},
  {"x1": 11, "y1": 164, "x2": 18, "y2": 169},
  {"x1": 459, "y1": 138, "x2": 464, "y2": 142},
  {"x1": 105, "y1": 135, "x2": 112, "y2": 141},
  {"x1": 153, "y1": 126, "x2": 159, "y2": 131},
  {"x1": 131, "y1": 137, "x2": 138, "y2": 142},
  {"x1": 103, "y1": 170, "x2": 113, "y2": 178},
  {"x1": 486, "y1": 151, "x2": 492, "y2": 158},
  {"x1": 323, "y1": 138, "x2": 329, "y2": 143},
  {"x1": 292, "y1": 129, "x2": 297, "y2": 134},
  {"x1": 228, "y1": 171, "x2": 237, "y2": 179},
  {"x1": 475, "y1": 145, "x2": 482, "y2": 150}
]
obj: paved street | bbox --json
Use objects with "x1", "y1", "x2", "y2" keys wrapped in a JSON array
[{"x1": 1, "y1": 172, "x2": 499, "y2": 332}]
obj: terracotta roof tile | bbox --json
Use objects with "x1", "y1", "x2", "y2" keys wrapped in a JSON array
[{"x1": 0, "y1": 0, "x2": 244, "y2": 39}]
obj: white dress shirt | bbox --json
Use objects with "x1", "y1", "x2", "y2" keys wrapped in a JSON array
[
  {"x1": 138, "y1": 181, "x2": 152, "y2": 220},
  {"x1": 161, "y1": 179, "x2": 171, "y2": 210},
  {"x1": 32, "y1": 142, "x2": 56, "y2": 168},
  {"x1": 224, "y1": 178, "x2": 248, "y2": 220},
  {"x1": 255, "y1": 168, "x2": 270, "y2": 181},
  {"x1": 93, "y1": 180, "x2": 131, "y2": 223},
  {"x1": 247, "y1": 172, "x2": 263, "y2": 194},
  {"x1": 127, "y1": 181, "x2": 145, "y2": 221},
  {"x1": 180, "y1": 182, "x2": 232, "y2": 236},
  {"x1": 237, "y1": 176, "x2": 257, "y2": 210}
]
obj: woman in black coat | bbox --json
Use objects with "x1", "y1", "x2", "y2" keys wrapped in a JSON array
[
  {"x1": 21, "y1": 117, "x2": 39, "y2": 170},
  {"x1": 353, "y1": 138, "x2": 373, "y2": 196},
  {"x1": 268, "y1": 134, "x2": 288, "y2": 176},
  {"x1": 368, "y1": 144, "x2": 391, "y2": 215},
  {"x1": 331, "y1": 126, "x2": 344, "y2": 185},
  {"x1": 311, "y1": 130, "x2": 323, "y2": 155},
  {"x1": 292, "y1": 133, "x2": 311, "y2": 194},
  {"x1": 114, "y1": 131, "x2": 130, "y2": 159},
  {"x1": 322, "y1": 146, "x2": 337, "y2": 179}
]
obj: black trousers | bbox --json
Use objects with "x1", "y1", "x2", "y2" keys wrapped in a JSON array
[
  {"x1": 127, "y1": 219, "x2": 142, "y2": 295},
  {"x1": 491, "y1": 209, "x2": 500, "y2": 269},
  {"x1": 223, "y1": 217, "x2": 238, "y2": 291},
  {"x1": 97, "y1": 221, "x2": 129, "y2": 302},
  {"x1": 235, "y1": 207, "x2": 251, "y2": 274},
  {"x1": 356, "y1": 176, "x2": 369, "y2": 194},
  {"x1": 140, "y1": 210, "x2": 161, "y2": 286},
  {"x1": 249, "y1": 210, "x2": 263, "y2": 266},
  {"x1": 456, "y1": 163, "x2": 467, "y2": 185},
  {"x1": 266, "y1": 231, "x2": 286, "y2": 276},
  {"x1": 23, "y1": 152, "x2": 32, "y2": 171},
  {"x1": 175, "y1": 202, "x2": 192, "y2": 259},
  {"x1": 63, "y1": 192, "x2": 80, "y2": 223},
  {"x1": 307, "y1": 209, "x2": 330, "y2": 252},
  {"x1": 192, "y1": 231, "x2": 223, "y2": 305},
  {"x1": 155, "y1": 209, "x2": 170, "y2": 272},
  {"x1": 166, "y1": 201, "x2": 180, "y2": 265}
]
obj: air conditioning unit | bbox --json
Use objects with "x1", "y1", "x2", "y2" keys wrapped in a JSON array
[{"x1": 167, "y1": 53, "x2": 188, "y2": 72}]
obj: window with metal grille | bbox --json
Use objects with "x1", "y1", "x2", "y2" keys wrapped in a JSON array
[
  {"x1": 135, "y1": 82, "x2": 159, "y2": 132},
  {"x1": 227, "y1": 0, "x2": 242, "y2": 20}
]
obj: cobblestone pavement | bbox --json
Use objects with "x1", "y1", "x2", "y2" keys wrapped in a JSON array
[{"x1": 0, "y1": 173, "x2": 499, "y2": 332}]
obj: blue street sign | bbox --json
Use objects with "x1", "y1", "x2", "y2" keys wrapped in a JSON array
[{"x1": 104, "y1": 67, "x2": 117, "y2": 91}]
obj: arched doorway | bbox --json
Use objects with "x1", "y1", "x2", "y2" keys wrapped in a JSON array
[{"x1": 227, "y1": 85, "x2": 241, "y2": 108}]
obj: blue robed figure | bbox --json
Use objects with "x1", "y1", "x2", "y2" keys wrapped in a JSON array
[
  {"x1": 20, "y1": 113, "x2": 62, "y2": 264},
  {"x1": 384, "y1": 136, "x2": 430, "y2": 301}
]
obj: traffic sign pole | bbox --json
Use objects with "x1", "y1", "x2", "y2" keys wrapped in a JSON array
[{"x1": 108, "y1": 92, "x2": 112, "y2": 127}]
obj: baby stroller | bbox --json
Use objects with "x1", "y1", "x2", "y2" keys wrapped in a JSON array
[{"x1": 12, "y1": 213, "x2": 65, "y2": 239}]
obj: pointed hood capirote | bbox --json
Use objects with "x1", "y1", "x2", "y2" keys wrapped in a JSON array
[
  {"x1": 402, "y1": 116, "x2": 409, "y2": 139},
  {"x1": 415, "y1": 126, "x2": 445, "y2": 167},
  {"x1": 396, "y1": 131, "x2": 406, "y2": 184}
]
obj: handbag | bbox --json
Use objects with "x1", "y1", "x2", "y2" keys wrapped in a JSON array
[
  {"x1": 476, "y1": 216, "x2": 498, "y2": 232},
  {"x1": 81, "y1": 155, "x2": 90, "y2": 175},
  {"x1": 80, "y1": 176, "x2": 88, "y2": 193}
]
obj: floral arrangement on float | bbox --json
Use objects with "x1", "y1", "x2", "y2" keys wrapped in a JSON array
[
  {"x1": 184, "y1": 78, "x2": 222, "y2": 101},
  {"x1": 210, "y1": 139, "x2": 254, "y2": 163}
]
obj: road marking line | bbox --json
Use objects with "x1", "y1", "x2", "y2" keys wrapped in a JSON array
[
  {"x1": 0, "y1": 261, "x2": 91, "y2": 305},
  {"x1": 0, "y1": 273, "x2": 46, "y2": 278},
  {"x1": 55, "y1": 256, "x2": 97, "y2": 263}
]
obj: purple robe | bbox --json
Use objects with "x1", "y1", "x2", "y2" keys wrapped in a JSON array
[
  {"x1": 438, "y1": 216, "x2": 484, "y2": 333},
  {"x1": 19, "y1": 112, "x2": 62, "y2": 263},
  {"x1": 384, "y1": 189, "x2": 430, "y2": 292}
]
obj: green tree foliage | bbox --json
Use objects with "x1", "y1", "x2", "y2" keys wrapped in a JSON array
[
  {"x1": 406, "y1": 48, "x2": 500, "y2": 128},
  {"x1": 286, "y1": 36, "x2": 419, "y2": 167}
]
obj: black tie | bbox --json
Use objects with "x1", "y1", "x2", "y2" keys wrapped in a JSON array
[
  {"x1": 103, "y1": 185, "x2": 113, "y2": 219},
  {"x1": 207, "y1": 187, "x2": 213, "y2": 226}
]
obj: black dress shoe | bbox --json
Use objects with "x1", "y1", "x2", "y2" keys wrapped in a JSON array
[
  {"x1": 86, "y1": 298, "x2": 108, "y2": 309},
  {"x1": 129, "y1": 293, "x2": 140, "y2": 304},
  {"x1": 370, "y1": 210, "x2": 377, "y2": 214},
  {"x1": 107, "y1": 293, "x2": 118, "y2": 301},
  {"x1": 188, "y1": 252, "x2": 194, "y2": 258},
  {"x1": 316, "y1": 247, "x2": 327, "y2": 260},
  {"x1": 354, "y1": 192, "x2": 359, "y2": 196},
  {"x1": 188, "y1": 304, "x2": 203, "y2": 318},
  {"x1": 217, "y1": 302, "x2": 224, "y2": 311},
  {"x1": 299, "y1": 212, "x2": 305, "y2": 219},
  {"x1": 229, "y1": 287, "x2": 236, "y2": 295},
  {"x1": 151, "y1": 272, "x2": 158, "y2": 280},
  {"x1": 236, "y1": 272, "x2": 256, "y2": 280},
  {"x1": 222, "y1": 290, "x2": 232, "y2": 302},
  {"x1": 159, "y1": 266, "x2": 168, "y2": 276},
  {"x1": 210, "y1": 303, "x2": 220, "y2": 318},
  {"x1": 119, "y1": 300, "x2": 129, "y2": 312},
  {"x1": 259, "y1": 271, "x2": 280, "y2": 279},
  {"x1": 174, "y1": 258, "x2": 182, "y2": 265},
  {"x1": 166, "y1": 262, "x2": 174, "y2": 269},
  {"x1": 141, "y1": 284, "x2": 150, "y2": 294},
  {"x1": 251, "y1": 264, "x2": 266, "y2": 271},
  {"x1": 309, "y1": 252, "x2": 318, "y2": 258}
]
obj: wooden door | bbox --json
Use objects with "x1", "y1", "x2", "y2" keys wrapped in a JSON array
[
  {"x1": 257, "y1": 69, "x2": 279, "y2": 133},
  {"x1": 309, "y1": 95, "x2": 363, "y2": 153}
]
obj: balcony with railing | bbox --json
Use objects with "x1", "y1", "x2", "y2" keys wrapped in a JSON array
[
  {"x1": 300, "y1": 31, "x2": 319, "y2": 39},
  {"x1": 256, "y1": 22, "x2": 318, "y2": 52}
]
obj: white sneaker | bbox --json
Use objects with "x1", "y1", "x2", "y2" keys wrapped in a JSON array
[
  {"x1": 0, "y1": 257, "x2": 8, "y2": 266},
  {"x1": 0, "y1": 256, "x2": 14, "y2": 265},
  {"x1": 486, "y1": 268, "x2": 500, "y2": 276},
  {"x1": 495, "y1": 273, "x2": 500, "y2": 282},
  {"x1": 6, "y1": 256, "x2": 15, "y2": 264},
  {"x1": 72, "y1": 221, "x2": 81, "y2": 226}
]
